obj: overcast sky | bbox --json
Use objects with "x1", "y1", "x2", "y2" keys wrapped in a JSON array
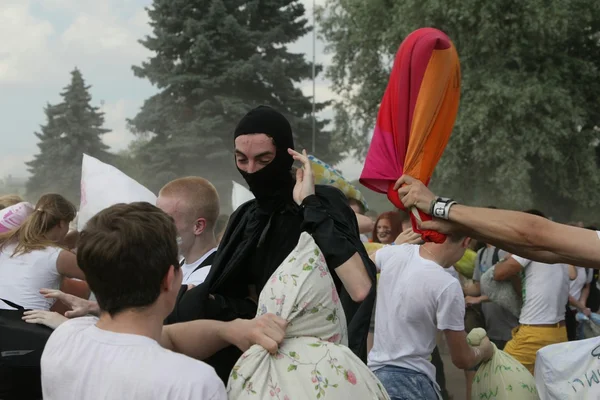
[{"x1": 0, "y1": 0, "x2": 364, "y2": 182}]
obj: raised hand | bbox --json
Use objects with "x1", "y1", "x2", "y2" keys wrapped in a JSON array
[
  {"x1": 395, "y1": 227, "x2": 424, "y2": 245},
  {"x1": 288, "y1": 149, "x2": 315, "y2": 205},
  {"x1": 394, "y1": 175, "x2": 436, "y2": 214}
]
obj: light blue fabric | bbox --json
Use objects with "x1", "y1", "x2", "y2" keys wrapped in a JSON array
[{"x1": 374, "y1": 365, "x2": 440, "y2": 400}]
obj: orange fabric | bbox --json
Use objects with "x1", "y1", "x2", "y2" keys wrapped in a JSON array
[
  {"x1": 404, "y1": 47, "x2": 461, "y2": 180},
  {"x1": 361, "y1": 28, "x2": 461, "y2": 244}
]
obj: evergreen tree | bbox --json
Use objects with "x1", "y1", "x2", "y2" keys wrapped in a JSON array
[
  {"x1": 130, "y1": 0, "x2": 340, "y2": 201},
  {"x1": 26, "y1": 69, "x2": 111, "y2": 203},
  {"x1": 318, "y1": 0, "x2": 600, "y2": 220}
]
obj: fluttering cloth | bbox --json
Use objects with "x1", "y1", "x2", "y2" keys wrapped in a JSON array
[
  {"x1": 227, "y1": 232, "x2": 389, "y2": 399},
  {"x1": 360, "y1": 27, "x2": 461, "y2": 243}
]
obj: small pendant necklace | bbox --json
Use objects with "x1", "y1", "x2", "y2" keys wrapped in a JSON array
[{"x1": 420, "y1": 245, "x2": 441, "y2": 266}]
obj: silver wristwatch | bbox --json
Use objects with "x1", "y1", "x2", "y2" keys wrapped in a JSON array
[{"x1": 430, "y1": 197, "x2": 457, "y2": 220}]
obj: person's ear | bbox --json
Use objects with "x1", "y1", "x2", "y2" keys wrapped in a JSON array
[
  {"x1": 193, "y1": 218, "x2": 206, "y2": 236},
  {"x1": 161, "y1": 265, "x2": 179, "y2": 292},
  {"x1": 463, "y1": 237, "x2": 472, "y2": 248}
]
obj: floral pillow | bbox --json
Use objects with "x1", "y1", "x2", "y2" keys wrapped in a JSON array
[{"x1": 227, "y1": 232, "x2": 390, "y2": 400}]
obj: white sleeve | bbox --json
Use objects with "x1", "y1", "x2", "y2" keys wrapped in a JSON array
[
  {"x1": 436, "y1": 280, "x2": 466, "y2": 331},
  {"x1": 374, "y1": 245, "x2": 410, "y2": 273},
  {"x1": 50, "y1": 248, "x2": 62, "y2": 277},
  {"x1": 186, "y1": 266, "x2": 211, "y2": 286},
  {"x1": 587, "y1": 268, "x2": 594, "y2": 284},
  {"x1": 511, "y1": 254, "x2": 531, "y2": 268}
]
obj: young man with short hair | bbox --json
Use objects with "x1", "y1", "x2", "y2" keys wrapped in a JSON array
[
  {"x1": 369, "y1": 235, "x2": 494, "y2": 400},
  {"x1": 41, "y1": 202, "x2": 286, "y2": 400},
  {"x1": 157, "y1": 177, "x2": 220, "y2": 286}
]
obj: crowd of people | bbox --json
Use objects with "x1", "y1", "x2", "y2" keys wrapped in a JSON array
[{"x1": 0, "y1": 105, "x2": 599, "y2": 400}]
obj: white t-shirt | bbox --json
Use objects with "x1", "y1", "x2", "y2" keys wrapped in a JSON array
[
  {"x1": 181, "y1": 248, "x2": 217, "y2": 286},
  {"x1": 369, "y1": 245, "x2": 465, "y2": 386},
  {"x1": 445, "y1": 266, "x2": 460, "y2": 281},
  {"x1": 569, "y1": 267, "x2": 593, "y2": 310},
  {"x1": 41, "y1": 317, "x2": 227, "y2": 400},
  {"x1": 512, "y1": 255, "x2": 570, "y2": 325},
  {"x1": 0, "y1": 244, "x2": 62, "y2": 310}
]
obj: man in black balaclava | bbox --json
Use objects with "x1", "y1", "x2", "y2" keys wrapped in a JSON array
[{"x1": 169, "y1": 106, "x2": 377, "y2": 382}]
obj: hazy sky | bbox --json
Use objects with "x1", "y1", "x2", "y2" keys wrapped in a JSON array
[{"x1": 0, "y1": 0, "x2": 364, "y2": 182}]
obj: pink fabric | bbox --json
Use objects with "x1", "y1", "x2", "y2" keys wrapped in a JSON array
[
  {"x1": 0, "y1": 202, "x2": 34, "y2": 233},
  {"x1": 359, "y1": 28, "x2": 460, "y2": 243},
  {"x1": 360, "y1": 126, "x2": 399, "y2": 194}
]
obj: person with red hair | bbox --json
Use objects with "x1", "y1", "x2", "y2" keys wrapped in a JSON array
[{"x1": 372, "y1": 211, "x2": 403, "y2": 245}]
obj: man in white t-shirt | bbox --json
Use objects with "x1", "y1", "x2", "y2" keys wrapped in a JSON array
[
  {"x1": 41, "y1": 202, "x2": 287, "y2": 400},
  {"x1": 157, "y1": 177, "x2": 220, "y2": 287},
  {"x1": 369, "y1": 235, "x2": 494, "y2": 400},
  {"x1": 493, "y1": 211, "x2": 570, "y2": 374}
]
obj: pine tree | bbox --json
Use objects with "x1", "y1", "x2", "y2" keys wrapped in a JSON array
[
  {"x1": 130, "y1": 0, "x2": 339, "y2": 201},
  {"x1": 26, "y1": 69, "x2": 111, "y2": 203}
]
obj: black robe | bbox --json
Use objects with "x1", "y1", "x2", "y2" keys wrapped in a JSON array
[{"x1": 166, "y1": 185, "x2": 377, "y2": 382}]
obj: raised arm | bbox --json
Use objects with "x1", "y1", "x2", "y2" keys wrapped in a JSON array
[
  {"x1": 290, "y1": 149, "x2": 373, "y2": 302},
  {"x1": 395, "y1": 175, "x2": 600, "y2": 269}
]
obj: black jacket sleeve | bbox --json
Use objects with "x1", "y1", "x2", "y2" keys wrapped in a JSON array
[
  {"x1": 300, "y1": 189, "x2": 358, "y2": 270},
  {"x1": 302, "y1": 185, "x2": 378, "y2": 363}
]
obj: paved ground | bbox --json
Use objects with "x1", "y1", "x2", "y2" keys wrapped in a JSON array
[{"x1": 438, "y1": 334, "x2": 467, "y2": 400}]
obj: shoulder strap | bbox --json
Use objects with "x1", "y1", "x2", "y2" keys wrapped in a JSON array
[
  {"x1": 477, "y1": 249, "x2": 485, "y2": 269},
  {"x1": 492, "y1": 247, "x2": 501, "y2": 265},
  {"x1": 191, "y1": 251, "x2": 217, "y2": 274},
  {"x1": 0, "y1": 298, "x2": 24, "y2": 310}
]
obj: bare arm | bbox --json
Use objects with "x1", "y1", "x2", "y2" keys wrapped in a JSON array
[
  {"x1": 581, "y1": 283, "x2": 591, "y2": 307},
  {"x1": 395, "y1": 175, "x2": 600, "y2": 269},
  {"x1": 56, "y1": 250, "x2": 86, "y2": 280},
  {"x1": 160, "y1": 314, "x2": 287, "y2": 360},
  {"x1": 463, "y1": 281, "x2": 481, "y2": 297},
  {"x1": 493, "y1": 257, "x2": 523, "y2": 281},
  {"x1": 568, "y1": 265, "x2": 578, "y2": 280},
  {"x1": 568, "y1": 295, "x2": 587, "y2": 312},
  {"x1": 446, "y1": 206, "x2": 600, "y2": 268},
  {"x1": 444, "y1": 329, "x2": 491, "y2": 370},
  {"x1": 465, "y1": 295, "x2": 490, "y2": 306},
  {"x1": 335, "y1": 252, "x2": 372, "y2": 302},
  {"x1": 356, "y1": 213, "x2": 374, "y2": 234}
]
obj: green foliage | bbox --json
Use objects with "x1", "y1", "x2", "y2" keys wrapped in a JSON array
[
  {"x1": 130, "y1": 0, "x2": 341, "y2": 202},
  {"x1": 26, "y1": 69, "x2": 111, "y2": 204},
  {"x1": 319, "y1": 0, "x2": 600, "y2": 220}
]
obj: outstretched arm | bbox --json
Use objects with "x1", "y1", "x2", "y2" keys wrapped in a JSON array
[
  {"x1": 395, "y1": 175, "x2": 600, "y2": 269},
  {"x1": 160, "y1": 313, "x2": 287, "y2": 360}
]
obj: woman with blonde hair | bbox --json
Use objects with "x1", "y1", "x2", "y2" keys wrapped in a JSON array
[
  {"x1": 0, "y1": 194, "x2": 24, "y2": 210},
  {"x1": 0, "y1": 194, "x2": 85, "y2": 311}
]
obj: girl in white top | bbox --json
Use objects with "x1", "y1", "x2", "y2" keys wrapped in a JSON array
[{"x1": 0, "y1": 193, "x2": 85, "y2": 310}]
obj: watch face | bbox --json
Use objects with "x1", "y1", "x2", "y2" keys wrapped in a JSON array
[{"x1": 434, "y1": 205, "x2": 445, "y2": 217}]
